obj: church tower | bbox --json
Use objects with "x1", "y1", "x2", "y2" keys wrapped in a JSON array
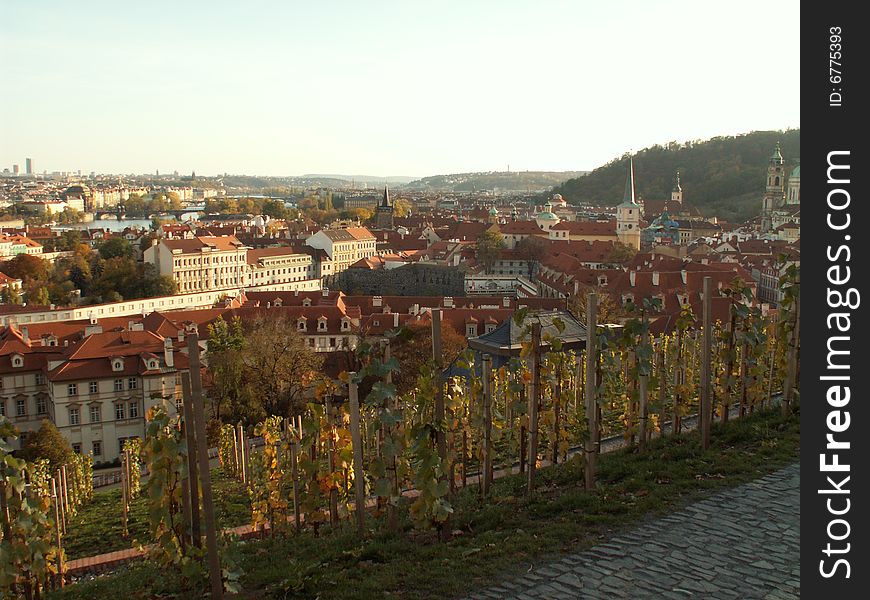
[
  {"x1": 761, "y1": 143, "x2": 785, "y2": 232},
  {"x1": 616, "y1": 158, "x2": 641, "y2": 250},
  {"x1": 670, "y1": 171, "x2": 683, "y2": 204},
  {"x1": 376, "y1": 186, "x2": 394, "y2": 230}
]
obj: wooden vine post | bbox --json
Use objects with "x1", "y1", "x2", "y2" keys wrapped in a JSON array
[
  {"x1": 584, "y1": 293, "x2": 598, "y2": 491},
  {"x1": 186, "y1": 333, "x2": 224, "y2": 600},
  {"x1": 51, "y1": 477, "x2": 64, "y2": 588},
  {"x1": 638, "y1": 370, "x2": 648, "y2": 452},
  {"x1": 181, "y1": 372, "x2": 201, "y2": 547},
  {"x1": 673, "y1": 327, "x2": 682, "y2": 435},
  {"x1": 289, "y1": 416, "x2": 302, "y2": 534},
  {"x1": 237, "y1": 423, "x2": 247, "y2": 484},
  {"x1": 783, "y1": 274, "x2": 801, "y2": 415},
  {"x1": 527, "y1": 322, "x2": 541, "y2": 498},
  {"x1": 120, "y1": 451, "x2": 129, "y2": 537},
  {"x1": 552, "y1": 365, "x2": 561, "y2": 465},
  {"x1": 348, "y1": 375, "x2": 366, "y2": 537},
  {"x1": 55, "y1": 469, "x2": 65, "y2": 535},
  {"x1": 432, "y1": 309, "x2": 449, "y2": 541},
  {"x1": 482, "y1": 353, "x2": 493, "y2": 496},
  {"x1": 326, "y1": 395, "x2": 340, "y2": 527},
  {"x1": 384, "y1": 340, "x2": 400, "y2": 532},
  {"x1": 700, "y1": 277, "x2": 712, "y2": 450}
]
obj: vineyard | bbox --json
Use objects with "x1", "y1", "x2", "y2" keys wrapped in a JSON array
[{"x1": 1, "y1": 271, "x2": 799, "y2": 599}]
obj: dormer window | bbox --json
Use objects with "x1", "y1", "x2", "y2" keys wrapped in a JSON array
[
  {"x1": 297, "y1": 318, "x2": 307, "y2": 331},
  {"x1": 11, "y1": 355, "x2": 23, "y2": 368},
  {"x1": 274, "y1": 298, "x2": 283, "y2": 307},
  {"x1": 112, "y1": 358, "x2": 124, "y2": 372},
  {"x1": 302, "y1": 298, "x2": 312, "y2": 307},
  {"x1": 340, "y1": 319, "x2": 350, "y2": 331},
  {"x1": 317, "y1": 318, "x2": 328, "y2": 331},
  {"x1": 149, "y1": 359, "x2": 159, "y2": 370}
]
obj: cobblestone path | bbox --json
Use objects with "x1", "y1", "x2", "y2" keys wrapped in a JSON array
[{"x1": 462, "y1": 463, "x2": 799, "y2": 600}]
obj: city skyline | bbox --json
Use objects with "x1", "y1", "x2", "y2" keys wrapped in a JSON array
[{"x1": 1, "y1": 0, "x2": 800, "y2": 177}]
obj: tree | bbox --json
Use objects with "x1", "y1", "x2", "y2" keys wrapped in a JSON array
[
  {"x1": 239, "y1": 317, "x2": 324, "y2": 419},
  {"x1": 28, "y1": 286, "x2": 51, "y2": 306},
  {"x1": 2, "y1": 254, "x2": 50, "y2": 286},
  {"x1": 608, "y1": 241, "x2": 638, "y2": 265},
  {"x1": 388, "y1": 320, "x2": 466, "y2": 395},
  {"x1": 475, "y1": 230, "x2": 506, "y2": 274},
  {"x1": 515, "y1": 235, "x2": 548, "y2": 279},
  {"x1": 0, "y1": 286, "x2": 22, "y2": 305},
  {"x1": 98, "y1": 237, "x2": 134, "y2": 260},
  {"x1": 19, "y1": 420, "x2": 76, "y2": 472},
  {"x1": 262, "y1": 199, "x2": 287, "y2": 220},
  {"x1": 393, "y1": 198, "x2": 412, "y2": 217},
  {"x1": 207, "y1": 316, "x2": 246, "y2": 421}
]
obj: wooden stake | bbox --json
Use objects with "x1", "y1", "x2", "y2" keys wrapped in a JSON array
[
  {"x1": 326, "y1": 397, "x2": 339, "y2": 527},
  {"x1": 584, "y1": 293, "x2": 598, "y2": 491},
  {"x1": 348, "y1": 376, "x2": 366, "y2": 537},
  {"x1": 186, "y1": 333, "x2": 224, "y2": 600},
  {"x1": 638, "y1": 374, "x2": 648, "y2": 452},
  {"x1": 120, "y1": 453, "x2": 128, "y2": 537},
  {"x1": 55, "y1": 469, "x2": 65, "y2": 535},
  {"x1": 553, "y1": 371, "x2": 561, "y2": 464},
  {"x1": 237, "y1": 423, "x2": 247, "y2": 485},
  {"x1": 527, "y1": 322, "x2": 541, "y2": 498},
  {"x1": 700, "y1": 277, "x2": 712, "y2": 450},
  {"x1": 384, "y1": 340, "x2": 400, "y2": 532},
  {"x1": 783, "y1": 279, "x2": 800, "y2": 415},
  {"x1": 432, "y1": 309, "x2": 449, "y2": 541},
  {"x1": 60, "y1": 466, "x2": 69, "y2": 524},
  {"x1": 51, "y1": 478, "x2": 64, "y2": 588},
  {"x1": 482, "y1": 354, "x2": 493, "y2": 496},
  {"x1": 181, "y1": 372, "x2": 201, "y2": 548}
]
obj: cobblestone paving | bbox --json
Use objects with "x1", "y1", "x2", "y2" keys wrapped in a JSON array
[{"x1": 462, "y1": 463, "x2": 799, "y2": 600}]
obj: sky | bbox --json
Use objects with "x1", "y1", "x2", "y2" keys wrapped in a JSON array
[{"x1": 0, "y1": 0, "x2": 800, "y2": 178}]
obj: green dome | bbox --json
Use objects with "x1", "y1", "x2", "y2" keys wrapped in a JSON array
[
  {"x1": 488, "y1": 207, "x2": 498, "y2": 216},
  {"x1": 536, "y1": 211, "x2": 558, "y2": 220},
  {"x1": 790, "y1": 165, "x2": 800, "y2": 177}
]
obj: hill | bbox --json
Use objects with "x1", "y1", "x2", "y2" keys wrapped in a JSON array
[
  {"x1": 406, "y1": 171, "x2": 587, "y2": 192},
  {"x1": 550, "y1": 130, "x2": 800, "y2": 223}
]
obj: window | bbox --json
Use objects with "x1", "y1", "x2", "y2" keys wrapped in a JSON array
[
  {"x1": 318, "y1": 320, "x2": 327, "y2": 331},
  {"x1": 72, "y1": 443, "x2": 81, "y2": 454},
  {"x1": 12, "y1": 356, "x2": 22, "y2": 368},
  {"x1": 115, "y1": 403, "x2": 126, "y2": 420},
  {"x1": 90, "y1": 381, "x2": 99, "y2": 394},
  {"x1": 92, "y1": 441, "x2": 102, "y2": 457},
  {"x1": 68, "y1": 383, "x2": 78, "y2": 396},
  {"x1": 129, "y1": 401, "x2": 139, "y2": 419},
  {"x1": 0, "y1": 400, "x2": 4, "y2": 416},
  {"x1": 35, "y1": 373, "x2": 45, "y2": 385},
  {"x1": 89, "y1": 405, "x2": 101, "y2": 423},
  {"x1": 114, "y1": 379, "x2": 124, "y2": 392},
  {"x1": 466, "y1": 325, "x2": 477, "y2": 337},
  {"x1": 69, "y1": 407, "x2": 80, "y2": 426},
  {"x1": 16, "y1": 398, "x2": 26, "y2": 417},
  {"x1": 128, "y1": 377, "x2": 138, "y2": 390},
  {"x1": 36, "y1": 397, "x2": 47, "y2": 415},
  {"x1": 297, "y1": 320, "x2": 306, "y2": 331}
]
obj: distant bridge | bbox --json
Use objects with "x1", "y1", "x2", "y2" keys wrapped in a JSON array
[{"x1": 94, "y1": 206, "x2": 206, "y2": 220}]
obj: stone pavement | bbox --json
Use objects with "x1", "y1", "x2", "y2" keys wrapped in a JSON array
[{"x1": 462, "y1": 463, "x2": 799, "y2": 600}]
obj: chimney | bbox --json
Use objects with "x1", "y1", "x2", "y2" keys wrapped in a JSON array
[
  {"x1": 178, "y1": 329, "x2": 185, "y2": 343},
  {"x1": 652, "y1": 272, "x2": 660, "y2": 286},
  {"x1": 393, "y1": 313, "x2": 399, "y2": 328},
  {"x1": 322, "y1": 287, "x2": 329, "y2": 297},
  {"x1": 444, "y1": 296, "x2": 454, "y2": 308},
  {"x1": 373, "y1": 296, "x2": 382, "y2": 307},
  {"x1": 629, "y1": 271, "x2": 636, "y2": 287},
  {"x1": 21, "y1": 326, "x2": 29, "y2": 344},
  {"x1": 502, "y1": 296, "x2": 511, "y2": 308},
  {"x1": 680, "y1": 270, "x2": 687, "y2": 285},
  {"x1": 164, "y1": 337, "x2": 174, "y2": 368}
]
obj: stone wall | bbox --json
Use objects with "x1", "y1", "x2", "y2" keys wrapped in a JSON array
[{"x1": 330, "y1": 263, "x2": 465, "y2": 296}]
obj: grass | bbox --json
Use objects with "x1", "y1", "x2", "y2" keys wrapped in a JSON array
[
  {"x1": 51, "y1": 406, "x2": 799, "y2": 599},
  {"x1": 63, "y1": 467, "x2": 251, "y2": 560}
]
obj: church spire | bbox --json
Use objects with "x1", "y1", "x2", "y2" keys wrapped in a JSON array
[
  {"x1": 619, "y1": 157, "x2": 638, "y2": 207},
  {"x1": 673, "y1": 170, "x2": 681, "y2": 192},
  {"x1": 382, "y1": 186, "x2": 391, "y2": 207}
]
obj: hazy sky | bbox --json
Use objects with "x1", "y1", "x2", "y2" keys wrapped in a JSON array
[{"x1": 1, "y1": 0, "x2": 800, "y2": 177}]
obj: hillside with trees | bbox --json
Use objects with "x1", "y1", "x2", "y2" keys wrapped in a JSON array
[
  {"x1": 406, "y1": 171, "x2": 587, "y2": 192},
  {"x1": 550, "y1": 129, "x2": 800, "y2": 223}
]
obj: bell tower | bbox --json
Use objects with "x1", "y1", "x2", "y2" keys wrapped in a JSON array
[
  {"x1": 761, "y1": 143, "x2": 785, "y2": 232},
  {"x1": 376, "y1": 186, "x2": 394, "y2": 230},
  {"x1": 616, "y1": 158, "x2": 641, "y2": 250}
]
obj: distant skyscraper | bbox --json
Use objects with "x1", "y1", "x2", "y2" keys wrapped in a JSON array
[
  {"x1": 12, "y1": 164, "x2": 19, "y2": 176},
  {"x1": 25, "y1": 158, "x2": 33, "y2": 175}
]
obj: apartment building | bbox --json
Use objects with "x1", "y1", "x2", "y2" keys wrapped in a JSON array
[
  {"x1": 144, "y1": 235, "x2": 250, "y2": 293},
  {"x1": 306, "y1": 227, "x2": 377, "y2": 274}
]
